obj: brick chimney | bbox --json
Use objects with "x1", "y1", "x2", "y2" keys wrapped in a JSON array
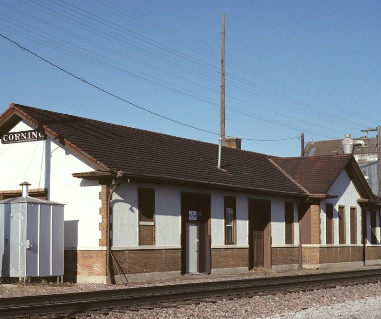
[{"x1": 225, "y1": 137, "x2": 242, "y2": 150}]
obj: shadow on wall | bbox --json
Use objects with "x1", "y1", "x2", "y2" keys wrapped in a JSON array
[{"x1": 64, "y1": 220, "x2": 78, "y2": 282}]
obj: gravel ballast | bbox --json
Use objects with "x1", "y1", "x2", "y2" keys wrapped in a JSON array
[{"x1": 1, "y1": 267, "x2": 381, "y2": 318}]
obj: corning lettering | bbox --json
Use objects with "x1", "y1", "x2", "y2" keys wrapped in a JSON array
[{"x1": 1, "y1": 130, "x2": 46, "y2": 144}]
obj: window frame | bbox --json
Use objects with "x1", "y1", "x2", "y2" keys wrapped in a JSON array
[
  {"x1": 338, "y1": 205, "x2": 346, "y2": 244},
  {"x1": 138, "y1": 187, "x2": 155, "y2": 224},
  {"x1": 350, "y1": 207, "x2": 357, "y2": 245},
  {"x1": 224, "y1": 196, "x2": 236, "y2": 245},
  {"x1": 285, "y1": 201, "x2": 294, "y2": 245}
]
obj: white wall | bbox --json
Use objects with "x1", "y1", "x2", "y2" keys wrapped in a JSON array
[
  {"x1": 236, "y1": 195, "x2": 248, "y2": 245},
  {"x1": 321, "y1": 170, "x2": 362, "y2": 245},
  {"x1": 111, "y1": 181, "x2": 299, "y2": 249},
  {"x1": 0, "y1": 121, "x2": 102, "y2": 249},
  {"x1": 0, "y1": 122, "x2": 47, "y2": 189}
]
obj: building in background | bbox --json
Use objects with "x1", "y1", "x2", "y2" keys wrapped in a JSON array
[{"x1": 304, "y1": 133, "x2": 379, "y2": 196}]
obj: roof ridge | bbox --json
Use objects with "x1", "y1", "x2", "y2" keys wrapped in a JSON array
[{"x1": 267, "y1": 157, "x2": 310, "y2": 195}]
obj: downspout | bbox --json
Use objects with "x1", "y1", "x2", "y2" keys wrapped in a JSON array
[
  {"x1": 362, "y1": 209, "x2": 367, "y2": 265},
  {"x1": 297, "y1": 198, "x2": 308, "y2": 269},
  {"x1": 106, "y1": 178, "x2": 128, "y2": 285},
  {"x1": 298, "y1": 201, "x2": 303, "y2": 269}
]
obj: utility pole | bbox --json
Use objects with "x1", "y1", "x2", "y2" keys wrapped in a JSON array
[
  {"x1": 220, "y1": 14, "x2": 226, "y2": 146},
  {"x1": 377, "y1": 126, "x2": 381, "y2": 197},
  {"x1": 301, "y1": 132, "x2": 305, "y2": 157}
]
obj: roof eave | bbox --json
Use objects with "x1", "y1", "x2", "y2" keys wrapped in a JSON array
[
  {"x1": 73, "y1": 170, "x2": 308, "y2": 198},
  {"x1": 308, "y1": 194, "x2": 338, "y2": 199}
]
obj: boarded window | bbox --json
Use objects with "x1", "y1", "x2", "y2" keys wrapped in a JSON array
[
  {"x1": 350, "y1": 207, "x2": 357, "y2": 245},
  {"x1": 138, "y1": 188, "x2": 155, "y2": 222},
  {"x1": 285, "y1": 202, "x2": 294, "y2": 244},
  {"x1": 339, "y1": 206, "x2": 345, "y2": 244},
  {"x1": 371, "y1": 211, "x2": 377, "y2": 244},
  {"x1": 326, "y1": 203, "x2": 334, "y2": 244},
  {"x1": 138, "y1": 188, "x2": 155, "y2": 245},
  {"x1": 224, "y1": 197, "x2": 236, "y2": 244}
]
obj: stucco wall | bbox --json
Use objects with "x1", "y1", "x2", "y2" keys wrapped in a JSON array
[
  {"x1": 0, "y1": 121, "x2": 102, "y2": 249},
  {"x1": 321, "y1": 170, "x2": 362, "y2": 245},
  {"x1": 111, "y1": 181, "x2": 300, "y2": 249}
]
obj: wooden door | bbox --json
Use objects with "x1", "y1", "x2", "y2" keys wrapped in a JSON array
[
  {"x1": 181, "y1": 193, "x2": 211, "y2": 274},
  {"x1": 249, "y1": 199, "x2": 271, "y2": 269}
]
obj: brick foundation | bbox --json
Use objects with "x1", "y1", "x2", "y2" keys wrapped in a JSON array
[
  {"x1": 211, "y1": 248, "x2": 248, "y2": 269},
  {"x1": 99, "y1": 185, "x2": 110, "y2": 247},
  {"x1": 319, "y1": 246, "x2": 363, "y2": 264},
  {"x1": 302, "y1": 246, "x2": 320, "y2": 266},
  {"x1": 111, "y1": 249, "x2": 181, "y2": 274},
  {"x1": 64, "y1": 250, "x2": 107, "y2": 282},
  {"x1": 272, "y1": 247, "x2": 299, "y2": 265},
  {"x1": 366, "y1": 246, "x2": 381, "y2": 261}
]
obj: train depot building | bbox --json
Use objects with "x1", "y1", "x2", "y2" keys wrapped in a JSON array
[{"x1": 0, "y1": 103, "x2": 381, "y2": 284}]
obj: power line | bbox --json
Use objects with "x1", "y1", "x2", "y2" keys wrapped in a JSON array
[
  {"x1": 0, "y1": 18, "x2": 345, "y2": 138},
  {"x1": 5, "y1": 0, "x2": 369, "y2": 131},
  {"x1": 0, "y1": 33, "x2": 301, "y2": 143}
]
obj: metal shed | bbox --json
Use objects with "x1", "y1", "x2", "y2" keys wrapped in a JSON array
[{"x1": 0, "y1": 183, "x2": 64, "y2": 280}]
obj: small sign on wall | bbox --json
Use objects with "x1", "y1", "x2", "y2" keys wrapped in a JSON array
[
  {"x1": 1, "y1": 130, "x2": 47, "y2": 144},
  {"x1": 189, "y1": 210, "x2": 197, "y2": 221}
]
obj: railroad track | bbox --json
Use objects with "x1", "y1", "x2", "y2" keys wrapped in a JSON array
[{"x1": 1, "y1": 268, "x2": 381, "y2": 318}]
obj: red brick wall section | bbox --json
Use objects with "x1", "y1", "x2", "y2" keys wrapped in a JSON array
[
  {"x1": 302, "y1": 247, "x2": 320, "y2": 265},
  {"x1": 366, "y1": 246, "x2": 381, "y2": 261},
  {"x1": 211, "y1": 248, "x2": 248, "y2": 269},
  {"x1": 99, "y1": 185, "x2": 110, "y2": 247},
  {"x1": 65, "y1": 250, "x2": 107, "y2": 277},
  {"x1": 112, "y1": 249, "x2": 181, "y2": 274},
  {"x1": 78, "y1": 250, "x2": 107, "y2": 276},
  {"x1": 319, "y1": 246, "x2": 362, "y2": 264},
  {"x1": 139, "y1": 225, "x2": 155, "y2": 245},
  {"x1": 310, "y1": 203, "x2": 321, "y2": 245},
  {"x1": 272, "y1": 247, "x2": 299, "y2": 265}
]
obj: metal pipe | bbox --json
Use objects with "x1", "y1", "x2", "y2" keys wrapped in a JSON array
[
  {"x1": 217, "y1": 138, "x2": 222, "y2": 168},
  {"x1": 20, "y1": 181, "x2": 31, "y2": 197}
]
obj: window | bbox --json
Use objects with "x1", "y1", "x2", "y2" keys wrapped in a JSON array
[
  {"x1": 224, "y1": 197, "x2": 236, "y2": 244},
  {"x1": 138, "y1": 188, "x2": 155, "y2": 245},
  {"x1": 138, "y1": 188, "x2": 155, "y2": 223},
  {"x1": 326, "y1": 203, "x2": 334, "y2": 244},
  {"x1": 339, "y1": 206, "x2": 345, "y2": 244},
  {"x1": 285, "y1": 202, "x2": 294, "y2": 244},
  {"x1": 350, "y1": 207, "x2": 357, "y2": 244}
]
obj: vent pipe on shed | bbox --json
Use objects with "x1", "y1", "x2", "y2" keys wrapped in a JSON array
[
  {"x1": 342, "y1": 134, "x2": 354, "y2": 154},
  {"x1": 20, "y1": 181, "x2": 31, "y2": 197}
]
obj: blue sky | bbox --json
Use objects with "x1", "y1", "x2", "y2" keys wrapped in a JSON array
[{"x1": 1, "y1": 1, "x2": 380, "y2": 156}]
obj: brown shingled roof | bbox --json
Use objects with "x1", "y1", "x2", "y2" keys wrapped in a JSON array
[
  {"x1": 1, "y1": 103, "x2": 308, "y2": 197},
  {"x1": 272, "y1": 155, "x2": 354, "y2": 195}
]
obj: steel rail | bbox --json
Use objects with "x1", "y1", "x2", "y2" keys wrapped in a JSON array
[{"x1": 0, "y1": 268, "x2": 381, "y2": 318}]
